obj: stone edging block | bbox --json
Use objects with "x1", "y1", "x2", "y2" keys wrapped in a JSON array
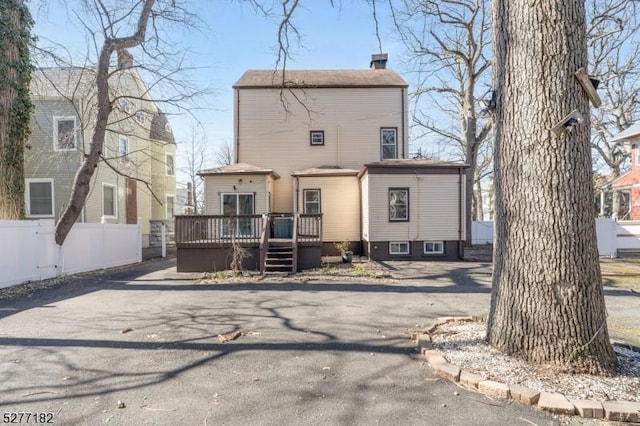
[{"x1": 413, "y1": 316, "x2": 639, "y2": 423}]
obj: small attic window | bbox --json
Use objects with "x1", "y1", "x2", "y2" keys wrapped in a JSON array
[
  {"x1": 310, "y1": 130, "x2": 324, "y2": 146},
  {"x1": 165, "y1": 122, "x2": 171, "y2": 132}
]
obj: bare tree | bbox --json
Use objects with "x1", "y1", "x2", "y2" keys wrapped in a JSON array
[
  {"x1": 587, "y1": 0, "x2": 640, "y2": 215},
  {"x1": 179, "y1": 126, "x2": 211, "y2": 214},
  {"x1": 31, "y1": 0, "x2": 199, "y2": 246},
  {"x1": 488, "y1": 0, "x2": 616, "y2": 374},
  {"x1": 0, "y1": 0, "x2": 33, "y2": 219},
  {"x1": 213, "y1": 140, "x2": 234, "y2": 166},
  {"x1": 390, "y1": 0, "x2": 492, "y2": 245}
]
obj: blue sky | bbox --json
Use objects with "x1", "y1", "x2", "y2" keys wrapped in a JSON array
[{"x1": 30, "y1": 1, "x2": 404, "y2": 172}]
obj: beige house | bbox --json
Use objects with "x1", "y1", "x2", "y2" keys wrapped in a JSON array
[
  {"x1": 25, "y1": 51, "x2": 176, "y2": 247},
  {"x1": 178, "y1": 55, "x2": 466, "y2": 272}
]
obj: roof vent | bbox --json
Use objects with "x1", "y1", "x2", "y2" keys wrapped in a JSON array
[{"x1": 370, "y1": 53, "x2": 388, "y2": 69}]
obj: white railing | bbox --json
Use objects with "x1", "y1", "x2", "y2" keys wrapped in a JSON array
[
  {"x1": 0, "y1": 219, "x2": 142, "y2": 289},
  {"x1": 471, "y1": 219, "x2": 640, "y2": 257}
]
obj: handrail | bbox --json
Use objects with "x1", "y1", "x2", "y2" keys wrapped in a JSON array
[{"x1": 259, "y1": 214, "x2": 270, "y2": 273}]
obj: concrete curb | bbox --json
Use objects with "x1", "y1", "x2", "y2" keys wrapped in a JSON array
[{"x1": 411, "y1": 317, "x2": 640, "y2": 422}]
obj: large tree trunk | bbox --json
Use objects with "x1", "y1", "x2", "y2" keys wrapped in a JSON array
[
  {"x1": 0, "y1": 0, "x2": 32, "y2": 220},
  {"x1": 488, "y1": 0, "x2": 616, "y2": 374}
]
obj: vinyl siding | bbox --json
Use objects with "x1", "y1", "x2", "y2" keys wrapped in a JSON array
[
  {"x1": 296, "y1": 175, "x2": 360, "y2": 243},
  {"x1": 25, "y1": 99, "x2": 85, "y2": 220},
  {"x1": 203, "y1": 174, "x2": 269, "y2": 215},
  {"x1": 361, "y1": 174, "x2": 370, "y2": 241},
  {"x1": 237, "y1": 87, "x2": 407, "y2": 212},
  {"x1": 365, "y1": 174, "x2": 465, "y2": 241},
  {"x1": 26, "y1": 68, "x2": 177, "y2": 237}
]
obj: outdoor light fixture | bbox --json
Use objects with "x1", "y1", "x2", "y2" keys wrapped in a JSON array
[
  {"x1": 551, "y1": 109, "x2": 584, "y2": 136},
  {"x1": 575, "y1": 67, "x2": 602, "y2": 107}
]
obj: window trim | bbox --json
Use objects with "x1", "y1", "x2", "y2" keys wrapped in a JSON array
[
  {"x1": 389, "y1": 241, "x2": 410, "y2": 255},
  {"x1": 53, "y1": 116, "x2": 77, "y2": 151},
  {"x1": 165, "y1": 153, "x2": 175, "y2": 176},
  {"x1": 380, "y1": 127, "x2": 398, "y2": 160},
  {"x1": 424, "y1": 241, "x2": 445, "y2": 255},
  {"x1": 310, "y1": 130, "x2": 325, "y2": 146},
  {"x1": 102, "y1": 183, "x2": 117, "y2": 219},
  {"x1": 118, "y1": 135, "x2": 129, "y2": 161},
  {"x1": 135, "y1": 110, "x2": 145, "y2": 125},
  {"x1": 303, "y1": 189, "x2": 321, "y2": 214},
  {"x1": 165, "y1": 194, "x2": 175, "y2": 219},
  {"x1": 118, "y1": 98, "x2": 132, "y2": 114},
  {"x1": 25, "y1": 178, "x2": 55, "y2": 218},
  {"x1": 388, "y1": 187, "x2": 409, "y2": 222}
]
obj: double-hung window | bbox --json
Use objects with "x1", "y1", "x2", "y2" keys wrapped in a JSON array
[
  {"x1": 381, "y1": 127, "x2": 398, "y2": 160},
  {"x1": 118, "y1": 135, "x2": 129, "y2": 160},
  {"x1": 54, "y1": 117, "x2": 77, "y2": 151},
  {"x1": 26, "y1": 179, "x2": 54, "y2": 217},
  {"x1": 166, "y1": 154, "x2": 175, "y2": 176},
  {"x1": 103, "y1": 183, "x2": 117, "y2": 218},
  {"x1": 303, "y1": 189, "x2": 321, "y2": 214},
  {"x1": 389, "y1": 188, "x2": 409, "y2": 221},
  {"x1": 166, "y1": 195, "x2": 175, "y2": 219}
]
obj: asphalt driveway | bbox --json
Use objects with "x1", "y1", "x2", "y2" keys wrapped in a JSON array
[{"x1": 0, "y1": 259, "x2": 631, "y2": 425}]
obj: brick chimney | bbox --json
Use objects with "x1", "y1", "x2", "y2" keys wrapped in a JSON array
[
  {"x1": 370, "y1": 53, "x2": 388, "y2": 69},
  {"x1": 117, "y1": 49, "x2": 133, "y2": 69}
]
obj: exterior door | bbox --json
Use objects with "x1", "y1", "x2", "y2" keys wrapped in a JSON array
[{"x1": 126, "y1": 178, "x2": 137, "y2": 224}]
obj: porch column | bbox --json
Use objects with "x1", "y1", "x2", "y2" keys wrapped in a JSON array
[{"x1": 600, "y1": 190, "x2": 605, "y2": 217}]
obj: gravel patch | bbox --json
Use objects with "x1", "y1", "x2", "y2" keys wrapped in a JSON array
[{"x1": 431, "y1": 321, "x2": 640, "y2": 402}]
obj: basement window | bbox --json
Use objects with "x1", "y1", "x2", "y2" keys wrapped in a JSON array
[
  {"x1": 389, "y1": 241, "x2": 410, "y2": 255},
  {"x1": 424, "y1": 241, "x2": 444, "y2": 255}
]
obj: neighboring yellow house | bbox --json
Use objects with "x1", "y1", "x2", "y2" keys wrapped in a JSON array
[
  {"x1": 25, "y1": 50, "x2": 176, "y2": 248},
  {"x1": 179, "y1": 55, "x2": 467, "y2": 272}
]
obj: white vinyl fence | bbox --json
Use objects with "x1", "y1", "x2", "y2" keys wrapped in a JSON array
[
  {"x1": 471, "y1": 219, "x2": 640, "y2": 257},
  {"x1": 0, "y1": 219, "x2": 142, "y2": 289}
]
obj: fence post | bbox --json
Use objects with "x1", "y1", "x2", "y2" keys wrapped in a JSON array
[{"x1": 161, "y1": 222, "x2": 167, "y2": 258}]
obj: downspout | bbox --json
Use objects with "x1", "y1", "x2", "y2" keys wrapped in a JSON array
[
  {"x1": 294, "y1": 176, "x2": 299, "y2": 213},
  {"x1": 235, "y1": 89, "x2": 240, "y2": 163},
  {"x1": 458, "y1": 168, "x2": 464, "y2": 260},
  {"x1": 336, "y1": 125, "x2": 341, "y2": 166},
  {"x1": 401, "y1": 88, "x2": 406, "y2": 158}
]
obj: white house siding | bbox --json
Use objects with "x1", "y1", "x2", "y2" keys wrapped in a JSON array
[
  {"x1": 203, "y1": 174, "x2": 269, "y2": 215},
  {"x1": 237, "y1": 87, "x2": 407, "y2": 212},
  {"x1": 296, "y1": 175, "x2": 360, "y2": 243},
  {"x1": 361, "y1": 174, "x2": 370, "y2": 241},
  {"x1": 365, "y1": 174, "x2": 465, "y2": 242}
]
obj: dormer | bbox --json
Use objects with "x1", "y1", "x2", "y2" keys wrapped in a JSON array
[{"x1": 610, "y1": 124, "x2": 640, "y2": 168}]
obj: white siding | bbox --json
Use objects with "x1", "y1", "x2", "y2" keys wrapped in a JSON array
[
  {"x1": 237, "y1": 87, "x2": 407, "y2": 212},
  {"x1": 296, "y1": 175, "x2": 360, "y2": 243},
  {"x1": 361, "y1": 174, "x2": 370, "y2": 241},
  {"x1": 366, "y1": 174, "x2": 464, "y2": 241},
  {"x1": 203, "y1": 174, "x2": 269, "y2": 215}
]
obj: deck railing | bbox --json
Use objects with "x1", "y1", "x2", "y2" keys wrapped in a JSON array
[
  {"x1": 297, "y1": 213, "x2": 322, "y2": 245},
  {"x1": 175, "y1": 215, "x2": 264, "y2": 247},
  {"x1": 175, "y1": 213, "x2": 322, "y2": 248}
]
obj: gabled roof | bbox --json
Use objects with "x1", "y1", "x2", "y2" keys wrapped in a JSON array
[
  {"x1": 609, "y1": 124, "x2": 640, "y2": 143},
  {"x1": 198, "y1": 162, "x2": 280, "y2": 179},
  {"x1": 607, "y1": 168, "x2": 640, "y2": 190},
  {"x1": 234, "y1": 69, "x2": 408, "y2": 89},
  {"x1": 291, "y1": 166, "x2": 359, "y2": 177}
]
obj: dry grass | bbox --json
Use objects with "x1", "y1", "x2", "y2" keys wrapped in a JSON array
[{"x1": 600, "y1": 257, "x2": 640, "y2": 291}]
